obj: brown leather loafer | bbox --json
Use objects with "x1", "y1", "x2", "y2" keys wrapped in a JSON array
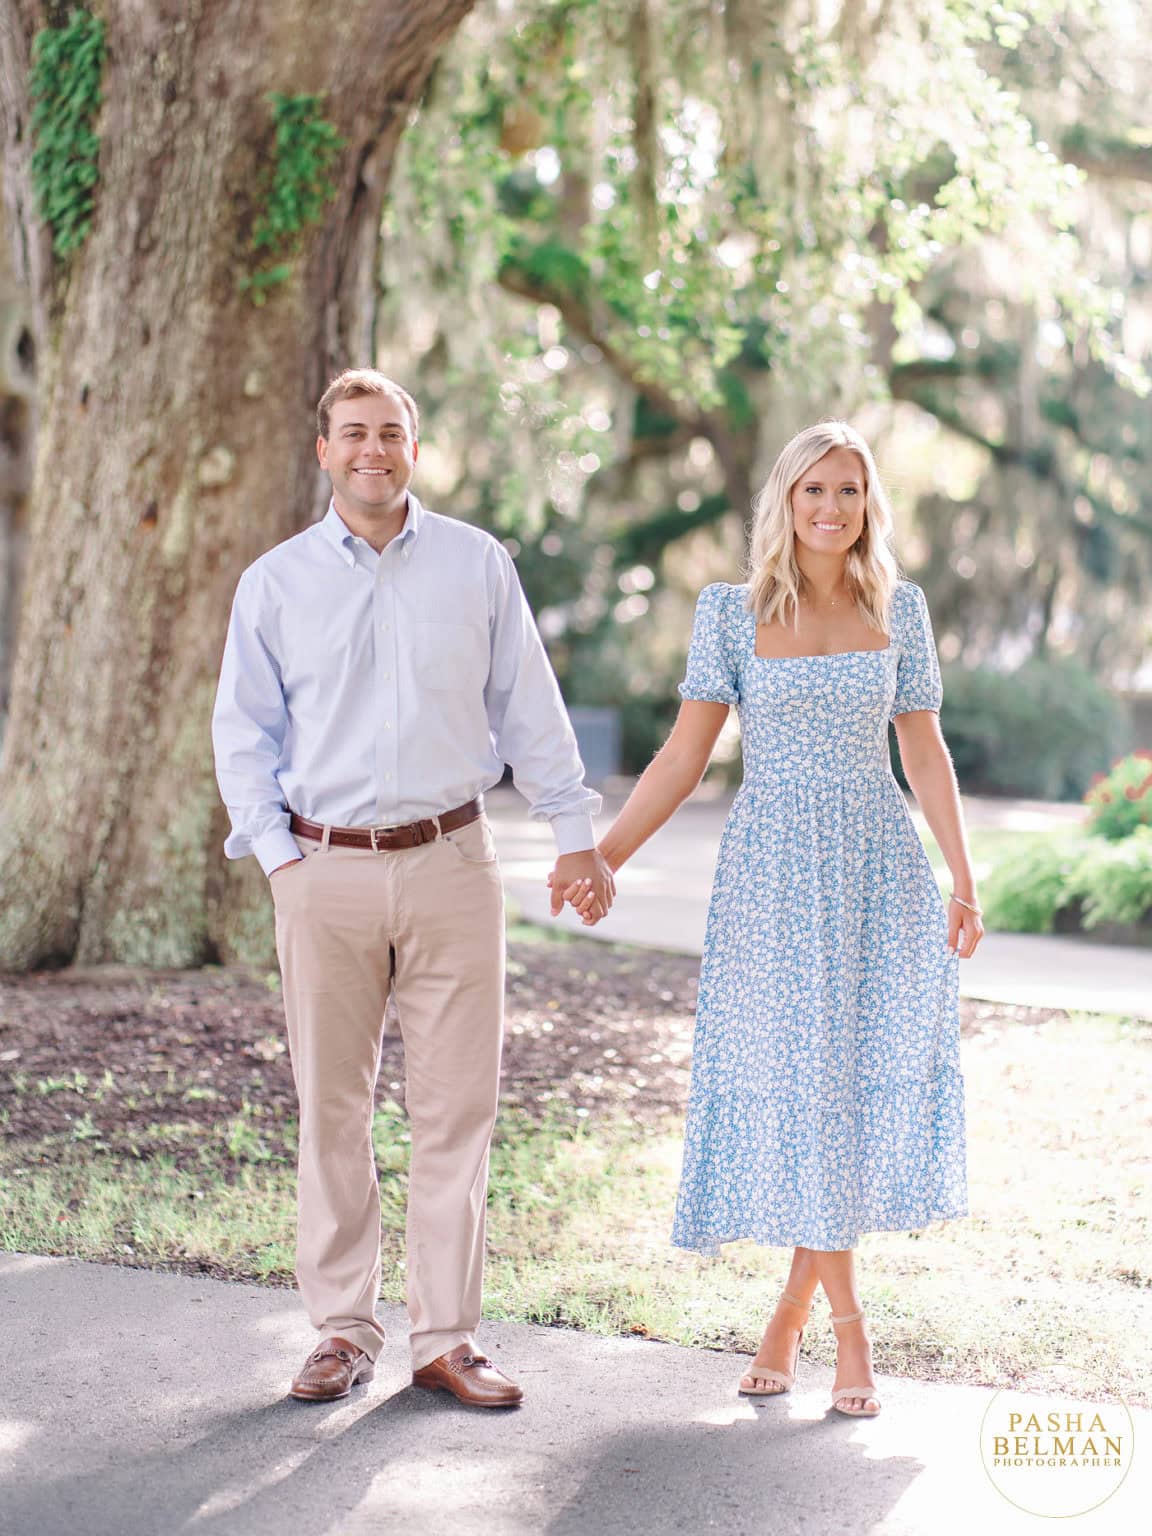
[
  {"x1": 289, "y1": 1336, "x2": 375, "y2": 1402},
  {"x1": 412, "y1": 1343, "x2": 523, "y2": 1407}
]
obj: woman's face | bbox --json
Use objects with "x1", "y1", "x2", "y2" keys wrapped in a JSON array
[{"x1": 790, "y1": 446, "x2": 867, "y2": 557}]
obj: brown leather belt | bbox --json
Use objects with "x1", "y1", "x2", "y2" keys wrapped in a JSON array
[{"x1": 289, "y1": 795, "x2": 484, "y2": 852}]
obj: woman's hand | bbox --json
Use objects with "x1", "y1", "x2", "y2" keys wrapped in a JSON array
[
  {"x1": 947, "y1": 893, "x2": 984, "y2": 959},
  {"x1": 543, "y1": 699, "x2": 730, "y2": 927},
  {"x1": 546, "y1": 864, "x2": 612, "y2": 925}
]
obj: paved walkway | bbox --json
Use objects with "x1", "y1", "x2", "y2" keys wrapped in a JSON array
[
  {"x1": 488, "y1": 788, "x2": 1152, "y2": 1020},
  {"x1": 5, "y1": 796, "x2": 1147, "y2": 1531},
  {"x1": 2, "y1": 1253, "x2": 1146, "y2": 1536}
]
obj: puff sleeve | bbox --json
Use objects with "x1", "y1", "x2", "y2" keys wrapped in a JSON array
[
  {"x1": 679, "y1": 583, "x2": 739, "y2": 706},
  {"x1": 890, "y1": 581, "x2": 943, "y2": 718}
]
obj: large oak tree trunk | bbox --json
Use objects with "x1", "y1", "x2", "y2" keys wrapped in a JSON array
[
  {"x1": 0, "y1": 170, "x2": 35, "y2": 739},
  {"x1": 0, "y1": 0, "x2": 474, "y2": 969}
]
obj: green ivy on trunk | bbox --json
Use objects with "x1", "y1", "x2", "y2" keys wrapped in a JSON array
[
  {"x1": 29, "y1": 8, "x2": 106, "y2": 257},
  {"x1": 242, "y1": 92, "x2": 344, "y2": 302}
]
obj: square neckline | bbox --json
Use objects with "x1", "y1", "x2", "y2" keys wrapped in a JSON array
[
  {"x1": 750, "y1": 618, "x2": 892, "y2": 663},
  {"x1": 752, "y1": 642, "x2": 892, "y2": 662},
  {"x1": 741, "y1": 585, "x2": 892, "y2": 662}
]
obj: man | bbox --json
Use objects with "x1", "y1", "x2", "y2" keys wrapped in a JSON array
[{"x1": 212, "y1": 368, "x2": 614, "y2": 1405}]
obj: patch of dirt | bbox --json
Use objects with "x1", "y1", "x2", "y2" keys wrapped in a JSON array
[{"x1": 0, "y1": 939, "x2": 1067, "y2": 1162}]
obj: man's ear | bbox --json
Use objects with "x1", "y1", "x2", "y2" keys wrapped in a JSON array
[
  {"x1": 316, "y1": 435, "x2": 328, "y2": 468},
  {"x1": 412, "y1": 439, "x2": 419, "y2": 464}
]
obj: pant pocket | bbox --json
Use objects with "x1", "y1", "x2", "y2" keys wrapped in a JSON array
[{"x1": 441, "y1": 816, "x2": 498, "y2": 866}]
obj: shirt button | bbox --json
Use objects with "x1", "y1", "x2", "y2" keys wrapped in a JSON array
[
  {"x1": 384, "y1": 722, "x2": 391, "y2": 730},
  {"x1": 383, "y1": 671, "x2": 391, "y2": 680}
]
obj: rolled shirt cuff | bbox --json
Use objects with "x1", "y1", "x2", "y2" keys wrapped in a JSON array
[
  {"x1": 549, "y1": 812, "x2": 596, "y2": 857},
  {"x1": 252, "y1": 825, "x2": 305, "y2": 877}
]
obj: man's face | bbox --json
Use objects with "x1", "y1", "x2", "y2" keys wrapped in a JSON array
[{"x1": 317, "y1": 392, "x2": 418, "y2": 516}]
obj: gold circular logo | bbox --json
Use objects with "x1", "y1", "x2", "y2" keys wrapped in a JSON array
[{"x1": 979, "y1": 1368, "x2": 1134, "y2": 1519}]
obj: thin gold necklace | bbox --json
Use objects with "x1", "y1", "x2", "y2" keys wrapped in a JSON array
[{"x1": 804, "y1": 588, "x2": 849, "y2": 610}]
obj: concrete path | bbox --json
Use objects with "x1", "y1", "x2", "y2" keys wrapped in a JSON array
[
  {"x1": 2, "y1": 1253, "x2": 1146, "y2": 1536},
  {"x1": 487, "y1": 788, "x2": 1152, "y2": 1021}
]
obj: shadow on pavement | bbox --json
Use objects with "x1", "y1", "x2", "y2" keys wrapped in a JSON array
[{"x1": 547, "y1": 1408, "x2": 923, "y2": 1535}]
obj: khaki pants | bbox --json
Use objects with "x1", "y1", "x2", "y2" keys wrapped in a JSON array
[{"x1": 271, "y1": 814, "x2": 505, "y2": 1370}]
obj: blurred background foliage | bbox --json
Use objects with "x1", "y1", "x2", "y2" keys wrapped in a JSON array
[
  {"x1": 981, "y1": 750, "x2": 1152, "y2": 931},
  {"x1": 376, "y1": 0, "x2": 1152, "y2": 790}
]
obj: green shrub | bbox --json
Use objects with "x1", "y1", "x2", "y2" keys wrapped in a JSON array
[
  {"x1": 617, "y1": 691, "x2": 681, "y2": 775},
  {"x1": 983, "y1": 828, "x2": 1152, "y2": 934},
  {"x1": 939, "y1": 659, "x2": 1125, "y2": 801},
  {"x1": 981, "y1": 834, "x2": 1083, "y2": 933},
  {"x1": 1084, "y1": 752, "x2": 1152, "y2": 842},
  {"x1": 1071, "y1": 827, "x2": 1152, "y2": 928}
]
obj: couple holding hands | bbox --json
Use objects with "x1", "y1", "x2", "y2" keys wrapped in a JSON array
[{"x1": 212, "y1": 368, "x2": 983, "y2": 1416}]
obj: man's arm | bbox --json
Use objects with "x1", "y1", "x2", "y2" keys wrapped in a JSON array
[
  {"x1": 211, "y1": 569, "x2": 302, "y2": 878},
  {"x1": 483, "y1": 545, "x2": 613, "y2": 917}
]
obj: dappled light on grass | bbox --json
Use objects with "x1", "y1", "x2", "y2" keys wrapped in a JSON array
[{"x1": 0, "y1": 1157, "x2": 298, "y2": 1282}]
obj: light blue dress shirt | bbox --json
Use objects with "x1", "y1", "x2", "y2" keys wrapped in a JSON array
[{"x1": 212, "y1": 495, "x2": 601, "y2": 876}]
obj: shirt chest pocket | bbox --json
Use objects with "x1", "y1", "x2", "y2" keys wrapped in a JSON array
[{"x1": 409, "y1": 620, "x2": 488, "y2": 692}]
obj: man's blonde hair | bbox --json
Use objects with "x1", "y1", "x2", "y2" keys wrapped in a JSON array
[
  {"x1": 316, "y1": 368, "x2": 420, "y2": 440},
  {"x1": 746, "y1": 421, "x2": 899, "y2": 634}
]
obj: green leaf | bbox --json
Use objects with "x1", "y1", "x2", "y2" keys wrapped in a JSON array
[{"x1": 29, "y1": 10, "x2": 106, "y2": 259}]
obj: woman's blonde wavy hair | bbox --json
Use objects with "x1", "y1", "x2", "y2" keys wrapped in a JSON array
[{"x1": 746, "y1": 421, "x2": 899, "y2": 634}]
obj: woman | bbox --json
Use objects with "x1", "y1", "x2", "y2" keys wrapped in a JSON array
[{"x1": 560, "y1": 422, "x2": 982, "y2": 1417}]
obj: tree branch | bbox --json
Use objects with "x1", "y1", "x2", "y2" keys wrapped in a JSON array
[
  {"x1": 1061, "y1": 127, "x2": 1152, "y2": 185},
  {"x1": 498, "y1": 250, "x2": 705, "y2": 430},
  {"x1": 610, "y1": 492, "x2": 732, "y2": 566},
  {"x1": 891, "y1": 376, "x2": 1152, "y2": 540}
]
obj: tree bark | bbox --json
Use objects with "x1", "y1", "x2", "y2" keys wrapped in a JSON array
[
  {"x1": 0, "y1": 165, "x2": 35, "y2": 739},
  {"x1": 0, "y1": 0, "x2": 474, "y2": 970}
]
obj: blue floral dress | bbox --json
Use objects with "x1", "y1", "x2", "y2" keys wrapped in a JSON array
[{"x1": 671, "y1": 579, "x2": 967, "y2": 1254}]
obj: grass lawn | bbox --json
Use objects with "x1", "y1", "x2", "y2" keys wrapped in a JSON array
[{"x1": 2, "y1": 936, "x2": 1148, "y2": 1406}]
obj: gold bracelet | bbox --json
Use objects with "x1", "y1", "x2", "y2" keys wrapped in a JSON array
[{"x1": 949, "y1": 892, "x2": 982, "y2": 916}]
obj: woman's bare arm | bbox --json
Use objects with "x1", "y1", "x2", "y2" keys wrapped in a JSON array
[
  {"x1": 598, "y1": 700, "x2": 731, "y2": 872},
  {"x1": 894, "y1": 709, "x2": 983, "y2": 958}
]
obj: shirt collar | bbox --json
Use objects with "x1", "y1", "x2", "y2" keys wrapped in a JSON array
[{"x1": 317, "y1": 494, "x2": 424, "y2": 566}]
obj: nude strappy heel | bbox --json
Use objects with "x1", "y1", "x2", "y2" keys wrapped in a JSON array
[
  {"x1": 738, "y1": 1289, "x2": 809, "y2": 1396},
  {"x1": 829, "y1": 1309, "x2": 881, "y2": 1417}
]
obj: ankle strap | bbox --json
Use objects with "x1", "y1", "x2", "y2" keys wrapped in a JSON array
[
  {"x1": 831, "y1": 1309, "x2": 865, "y2": 1325},
  {"x1": 780, "y1": 1289, "x2": 809, "y2": 1313}
]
